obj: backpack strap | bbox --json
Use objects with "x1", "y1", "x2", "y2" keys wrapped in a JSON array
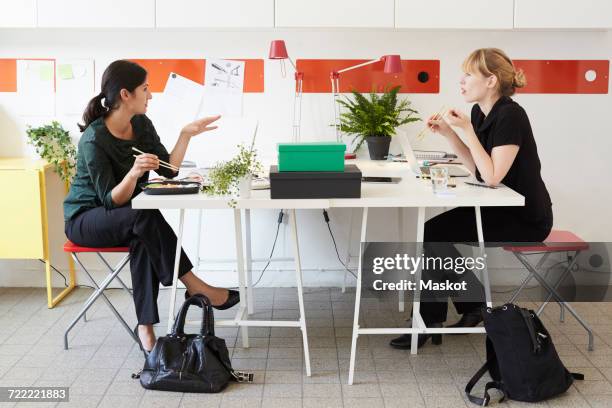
[
  {"x1": 465, "y1": 361, "x2": 506, "y2": 406},
  {"x1": 519, "y1": 308, "x2": 542, "y2": 354}
]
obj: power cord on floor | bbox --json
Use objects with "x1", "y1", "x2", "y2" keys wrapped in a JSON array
[{"x1": 322, "y1": 210, "x2": 358, "y2": 280}]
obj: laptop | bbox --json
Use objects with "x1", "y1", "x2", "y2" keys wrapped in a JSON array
[{"x1": 396, "y1": 133, "x2": 471, "y2": 178}]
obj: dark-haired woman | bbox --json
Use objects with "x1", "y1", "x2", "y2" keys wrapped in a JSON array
[
  {"x1": 390, "y1": 48, "x2": 553, "y2": 349},
  {"x1": 64, "y1": 60, "x2": 238, "y2": 354}
]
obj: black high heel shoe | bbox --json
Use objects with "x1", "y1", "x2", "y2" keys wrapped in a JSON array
[
  {"x1": 184, "y1": 289, "x2": 240, "y2": 310},
  {"x1": 133, "y1": 325, "x2": 150, "y2": 358},
  {"x1": 389, "y1": 323, "x2": 443, "y2": 349}
]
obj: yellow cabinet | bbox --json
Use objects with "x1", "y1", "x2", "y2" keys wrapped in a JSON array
[{"x1": 0, "y1": 158, "x2": 76, "y2": 307}]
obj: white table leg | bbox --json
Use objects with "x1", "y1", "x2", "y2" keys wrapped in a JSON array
[
  {"x1": 348, "y1": 207, "x2": 368, "y2": 385},
  {"x1": 245, "y1": 209, "x2": 254, "y2": 315},
  {"x1": 234, "y1": 209, "x2": 249, "y2": 348},
  {"x1": 474, "y1": 207, "x2": 492, "y2": 307},
  {"x1": 410, "y1": 207, "x2": 426, "y2": 354},
  {"x1": 195, "y1": 209, "x2": 203, "y2": 271},
  {"x1": 289, "y1": 209, "x2": 311, "y2": 376},
  {"x1": 398, "y1": 208, "x2": 405, "y2": 313},
  {"x1": 343, "y1": 208, "x2": 356, "y2": 293},
  {"x1": 167, "y1": 209, "x2": 185, "y2": 333}
]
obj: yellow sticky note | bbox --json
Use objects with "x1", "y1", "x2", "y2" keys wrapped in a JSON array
[
  {"x1": 39, "y1": 65, "x2": 54, "y2": 81},
  {"x1": 58, "y1": 64, "x2": 74, "y2": 80}
]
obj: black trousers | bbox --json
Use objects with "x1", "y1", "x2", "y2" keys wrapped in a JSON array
[
  {"x1": 65, "y1": 206, "x2": 193, "y2": 325},
  {"x1": 420, "y1": 206, "x2": 552, "y2": 324}
]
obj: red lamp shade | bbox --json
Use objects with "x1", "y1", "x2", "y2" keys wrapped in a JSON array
[
  {"x1": 269, "y1": 40, "x2": 289, "y2": 59},
  {"x1": 383, "y1": 55, "x2": 402, "y2": 74}
]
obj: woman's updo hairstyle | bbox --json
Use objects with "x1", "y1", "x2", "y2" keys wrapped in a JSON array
[
  {"x1": 462, "y1": 48, "x2": 526, "y2": 97},
  {"x1": 79, "y1": 60, "x2": 147, "y2": 132}
]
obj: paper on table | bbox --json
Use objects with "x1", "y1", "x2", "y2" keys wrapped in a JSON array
[
  {"x1": 16, "y1": 60, "x2": 55, "y2": 117},
  {"x1": 199, "y1": 59, "x2": 244, "y2": 117},
  {"x1": 56, "y1": 59, "x2": 95, "y2": 116}
]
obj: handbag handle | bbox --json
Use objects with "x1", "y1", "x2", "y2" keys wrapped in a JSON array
[{"x1": 171, "y1": 293, "x2": 215, "y2": 337}]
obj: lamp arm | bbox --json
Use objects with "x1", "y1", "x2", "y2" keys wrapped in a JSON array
[{"x1": 336, "y1": 58, "x2": 380, "y2": 74}]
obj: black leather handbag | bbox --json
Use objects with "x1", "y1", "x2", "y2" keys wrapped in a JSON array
[{"x1": 137, "y1": 294, "x2": 253, "y2": 393}]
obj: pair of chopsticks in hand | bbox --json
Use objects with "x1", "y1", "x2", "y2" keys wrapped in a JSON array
[
  {"x1": 416, "y1": 105, "x2": 448, "y2": 141},
  {"x1": 131, "y1": 147, "x2": 180, "y2": 172}
]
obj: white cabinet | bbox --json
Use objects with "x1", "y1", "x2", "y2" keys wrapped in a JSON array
[
  {"x1": 37, "y1": 0, "x2": 155, "y2": 28},
  {"x1": 156, "y1": 0, "x2": 273, "y2": 28},
  {"x1": 395, "y1": 0, "x2": 513, "y2": 29},
  {"x1": 275, "y1": 0, "x2": 394, "y2": 28},
  {"x1": 514, "y1": 0, "x2": 612, "y2": 29},
  {"x1": 0, "y1": 0, "x2": 36, "y2": 27}
]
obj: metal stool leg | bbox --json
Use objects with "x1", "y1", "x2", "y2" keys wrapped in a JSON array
[
  {"x1": 536, "y1": 252, "x2": 581, "y2": 316},
  {"x1": 515, "y1": 253, "x2": 594, "y2": 351},
  {"x1": 64, "y1": 253, "x2": 136, "y2": 350},
  {"x1": 509, "y1": 253, "x2": 551, "y2": 304},
  {"x1": 96, "y1": 253, "x2": 133, "y2": 296}
]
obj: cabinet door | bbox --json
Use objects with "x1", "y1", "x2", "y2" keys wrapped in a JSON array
[
  {"x1": 275, "y1": 0, "x2": 394, "y2": 28},
  {"x1": 0, "y1": 0, "x2": 36, "y2": 27},
  {"x1": 395, "y1": 0, "x2": 513, "y2": 29},
  {"x1": 156, "y1": 0, "x2": 273, "y2": 28},
  {"x1": 37, "y1": 0, "x2": 155, "y2": 28},
  {"x1": 0, "y1": 170, "x2": 45, "y2": 259},
  {"x1": 514, "y1": 0, "x2": 612, "y2": 29}
]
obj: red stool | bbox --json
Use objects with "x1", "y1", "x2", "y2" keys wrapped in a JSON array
[
  {"x1": 63, "y1": 241, "x2": 138, "y2": 350},
  {"x1": 503, "y1": 230, "x2": 594, "y2": 350}
]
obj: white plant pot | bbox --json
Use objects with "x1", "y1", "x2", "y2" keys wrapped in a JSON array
[{"x1": 237, "y1": 174, "x2": 252, "y2": 198}]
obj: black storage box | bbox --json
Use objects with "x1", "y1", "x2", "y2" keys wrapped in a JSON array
[{"x1": 269, "y1": 164, "x2": 361, "y2": 199}]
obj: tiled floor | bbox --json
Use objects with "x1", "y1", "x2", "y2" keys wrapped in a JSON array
[{"x1": 1, "y1": 286, "x2": 612, "y2": 407}]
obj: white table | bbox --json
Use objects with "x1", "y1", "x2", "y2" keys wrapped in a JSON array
[{"x1": 132, "y1": 159, "x2": 524, "y2": 383}]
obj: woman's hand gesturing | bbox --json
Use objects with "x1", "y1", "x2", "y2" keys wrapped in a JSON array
[{"x1": 180, "y1": 115, "x2": 221, "y2": 138}]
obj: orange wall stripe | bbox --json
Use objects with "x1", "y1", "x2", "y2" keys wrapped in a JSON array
[
  {"x1": 296, "y1": 59, "x2": 439, "y2": 93},
  {"x1": 514, "y1": 60, "x2": 609, "y2": 94},
  {"x1": 130, "y1": 58, "x2": 265, "y2": 93},
  {"x1": 129, "y1": 59, "x2": 205, "y2": 92},
  {"x1": 0, "y1": 59, "x2": 17, "y2": 92}
]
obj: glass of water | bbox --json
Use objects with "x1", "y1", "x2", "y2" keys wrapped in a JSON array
[{"x1": 430, "y1": 167, "x2": 449, "y2": 193}]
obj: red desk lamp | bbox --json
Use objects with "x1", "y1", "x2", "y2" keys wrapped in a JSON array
[
  {"x1": 331, "y1": 55, "x2": 402, "y2": 149},
  {"x1": 269, "y1": 40, "x2": 304, "y2": 142}
]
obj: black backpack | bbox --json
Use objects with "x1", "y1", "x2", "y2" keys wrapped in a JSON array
[
  {"x1": 137, "y1": 294, "x2": 253, "y2": 393},
  {"x1": 465, "y1": 303, "x2": 583, "y2": 405}
]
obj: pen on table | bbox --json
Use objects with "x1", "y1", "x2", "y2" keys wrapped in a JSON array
[{"x1": 464, "y1": 181, "x2": 497, "y2": 189}]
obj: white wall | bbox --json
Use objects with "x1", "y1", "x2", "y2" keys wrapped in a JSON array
[{"x1": 1, "y1": 28, "x2": 611, "y2": 289}]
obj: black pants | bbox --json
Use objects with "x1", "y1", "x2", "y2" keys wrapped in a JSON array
[
  {"x1": 65, "y1": 206, "x2": 193, "y2": 325},
  {"x1": 420, "y1": 206, "x2": 552, "y2": 324}
]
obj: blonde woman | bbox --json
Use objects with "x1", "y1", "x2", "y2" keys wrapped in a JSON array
[{"x1": 391, "y1": 48, "x2": 552, "y2": 349}]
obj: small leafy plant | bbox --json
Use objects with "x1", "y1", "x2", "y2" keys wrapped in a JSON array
[
  {"x1": 207, "y1": 144, "x2": 262, "y2": 206},
  {"x1": 337, "y1": 85, "x2": 420, "y2": 151},
  {"x1": 26, "y1": 121, "x2": 76, "y2": 182}
]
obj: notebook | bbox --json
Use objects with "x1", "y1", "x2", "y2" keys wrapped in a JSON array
[{"x1": 413, "y1": 150, "x2": 457, "y2": 160}]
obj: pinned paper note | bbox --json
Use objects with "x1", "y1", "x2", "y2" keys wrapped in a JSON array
[
  {"x1": 16, "y1": 59, "x2": 55, "y2": 117},
  {"x1": 56, "y1": 59, "x2": 94, "y2": 116},
  {"x1": 58, "y1": 64, "x2": 74, "y2": 80},
  {"x1": 200, "y1": 59, "x2": 244, "y2": 117}
]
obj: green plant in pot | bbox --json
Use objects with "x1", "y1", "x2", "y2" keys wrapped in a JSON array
[
  {"x1": 207, "y1": 144, "x2": 263, "y2": 206},
  {"x1": 26, "y1": 121, "x2": 76, "y2": 182},
  {"x1": 337, "y1": 85, "x2": 420, "y2": 160}
]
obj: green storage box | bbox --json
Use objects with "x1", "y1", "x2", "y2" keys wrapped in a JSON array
[{"x1": 277, "y1": 142, "x2": 346, "y2": 172}]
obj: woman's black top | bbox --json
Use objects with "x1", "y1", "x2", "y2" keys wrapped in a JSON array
[
  {"x1": 64, "y1": 115, "x2": 176, "y2": 221},
  {"x1": 471, "y1": 96, "x2": 552, "y2": 225}
]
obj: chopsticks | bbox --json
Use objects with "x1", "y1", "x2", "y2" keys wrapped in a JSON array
[
  {"x1": 131, "y1": 147, "x2": 180, "y2": 172},
  {"x1": 416, "y1": 105, "x2": 447, "y2": 141}
]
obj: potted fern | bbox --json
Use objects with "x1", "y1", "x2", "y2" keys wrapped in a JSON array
[{"x1": 337, "y1": 85, "x2": 420, "y2": 160}]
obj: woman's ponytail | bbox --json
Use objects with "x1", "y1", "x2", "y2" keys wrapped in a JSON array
[
  {"x1": 77, "y1": 60, "x2": 148, "y2": 132},
  {"x1": 78, "y1": 92, "x2": 107, "y2": 132}
]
